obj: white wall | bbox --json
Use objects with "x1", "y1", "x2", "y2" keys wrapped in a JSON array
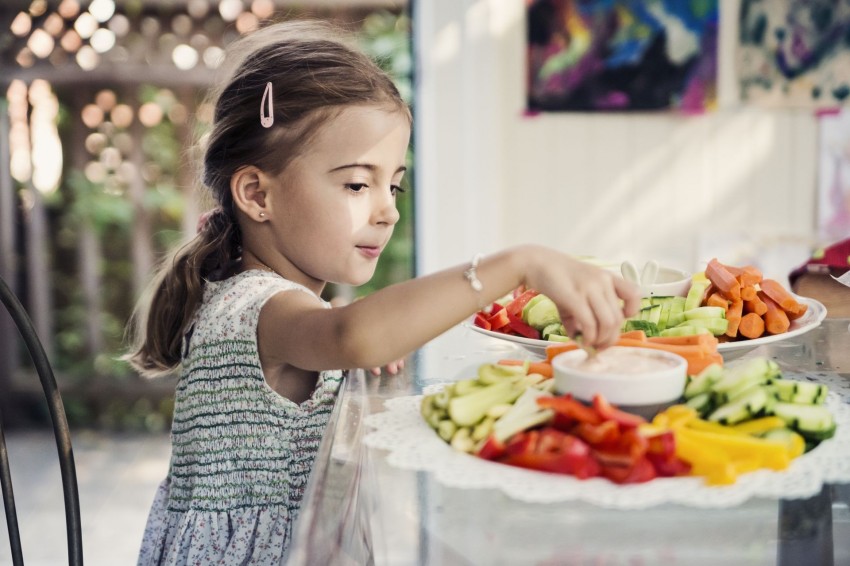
[{"x1": 414, "y1": 0, "x2": 819, "y2": 284}]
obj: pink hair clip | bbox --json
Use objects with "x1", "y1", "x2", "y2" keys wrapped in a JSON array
[
  {"x1": 196, "y1": 207, "x2": 222, "y2": 233},
  {"x1": 260, "y1": 81, "x2": 274, "y2": 128}
]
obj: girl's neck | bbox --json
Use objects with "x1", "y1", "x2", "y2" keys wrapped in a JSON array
[{"x1": 239, "y1": 254, "x2": 326, "y2": 296}]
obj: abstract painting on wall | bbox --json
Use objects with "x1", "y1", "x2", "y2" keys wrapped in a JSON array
[
  {"x1": 738, "y1": 0, "x2": 850, "y2": 108},
  {"x1": 526, "y1": 0, "x2": 719, "y2": 112},
  {"x1": 818, "y1": 110, "x2": 850, "y2": 242}
]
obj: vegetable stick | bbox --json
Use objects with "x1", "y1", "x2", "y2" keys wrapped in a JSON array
[
  {"x1": 740, "y1": 285, "x2": 757, "y2": 301},
  {"x1": 647, "y1": 334, "x2": 719, "y2": 348},
  {"x1": 785, "y1": 301, "x2": 808, "y2": 321},
  {"x1": 744, "y1": 295, "x2": 768, "y2": 316},
  {"x1": 619, "y1": 330, "x2": 648, "y2": 342},
  {"x1": 545, "y1": 343, "x2": 579, "y2": 363},
  {"x1": 686, "y1": 352, "x2": 725, "y2": 379},
  {"x1": 545, "y1": 331, "x2": 647, "y2": 363},
  {"x1": 497, "y1": 359, "x2": 553, "y2": 378},
  {"x1": 738, "y1": 312, "x2": 765, "y2": 339},
  {"x1": 759, "y1": 279, "x2": 803, "y2": 313},
  {"x1": 725, "y1": 299, "x2": 744, "y2": 338},
  {"x1": 720, "y1": 263, "x2": 763, "y2": 286},
  {"x1": 759, "y1": 291, "x2": 790, "y2": 335},
  {"x1": 705, "y1": 259, "x2": 741, "y2": 301},
  {"x1": 705, "y1": 292, "x2": 729, "y2": 309}
]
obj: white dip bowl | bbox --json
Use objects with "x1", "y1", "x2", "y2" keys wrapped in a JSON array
[
  {"x1": 552, "y1": 346, "x2": 687, "y2": 408},
  {"x1": 641, "y1": 267, "x2": 691, "y2": 297}
]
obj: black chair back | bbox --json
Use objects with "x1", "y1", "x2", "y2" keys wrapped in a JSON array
[{"x1": 0, "y1": 275, "x2": 83, "y2": 565}]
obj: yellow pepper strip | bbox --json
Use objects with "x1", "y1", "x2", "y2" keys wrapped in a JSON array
[
  {"x1": 731, "y1": 416, "x2": 787, "y2": 436},
  {"x1": 767, "y1": 429, "x2": 806, "y2": 459},
  {"x1": 663, "y1": 405, "x2": 699, "y2": 429},
  {"x1": 674, "y1": 432, "x2": 739, "y2": 485},
  {"x1": 675, "y1": 428, "x2": 791, "y2": 471},
  {"x1": 686, "y1": 418, "x2": 752, "y2": 437}
]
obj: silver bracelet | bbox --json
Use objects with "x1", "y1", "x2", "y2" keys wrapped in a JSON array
[{"x1": 463, "y1": 253, "x2": 488, "y2": 311}]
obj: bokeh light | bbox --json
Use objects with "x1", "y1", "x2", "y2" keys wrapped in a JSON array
[
  {"x1": 11, "y1": 12, "x2": 32, "y2": 37},
  {"x1": 81, "y1": 104, "x2": 105, "y2": 128},
  {"x1": 111, "y1": 104, "x2": 135, "y2": 129},
  {"x1": 172, "y1": 44, "x2": 199, "y2": 70},
  {"x1": 88, "y1": 0, "x2": 116, "y2": 23},
  {"x1": 74, "y1": 12, "x2": 99, "y2": 39},
  {"x1": 27, "y1": 29, "x2": 55, "y2": 59}
]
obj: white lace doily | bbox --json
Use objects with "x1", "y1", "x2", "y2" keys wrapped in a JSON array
[{"x1": 363, "y1": 383, "x2": 850, "y2": 509}]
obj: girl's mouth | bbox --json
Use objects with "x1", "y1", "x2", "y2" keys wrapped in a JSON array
[{"x1": 357, "y1": 246, "x2": 381, "y2": 259}]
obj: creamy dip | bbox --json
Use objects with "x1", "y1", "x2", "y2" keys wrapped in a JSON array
[{"x1": 560, "y1": 347, "x2": 679, "y2": 375}]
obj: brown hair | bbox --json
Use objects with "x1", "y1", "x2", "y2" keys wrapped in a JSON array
[{"x1": 125, "y1": 20, "x2": 411, "y2": 376}]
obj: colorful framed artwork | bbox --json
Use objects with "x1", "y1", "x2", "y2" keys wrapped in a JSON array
[
  {"x1": 738, "y1": 0, "x2": 850, "y2": 108},
  {"x1": 526, "y1": 0, "x2": 719, "y2": 112}
]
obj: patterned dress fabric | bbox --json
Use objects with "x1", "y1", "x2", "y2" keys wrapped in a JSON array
[{"x1": 137, "y1": 270, "x2": 343, "y2": 565}]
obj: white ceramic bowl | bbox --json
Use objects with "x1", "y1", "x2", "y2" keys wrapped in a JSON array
[
  {"x1": 552, "y1": 346, "x2": 687, "y2": 407},
  {"x1": 640, "y1": 267, "x2": 691, "y2": 297}
]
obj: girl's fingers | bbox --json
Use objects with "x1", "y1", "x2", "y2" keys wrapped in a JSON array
[
  {"x1": 370, "y1": 359, "x2": 405, "y2": 376},
  {"x1": 614, "y1": 276, "x2": 642, "y2": 318}
]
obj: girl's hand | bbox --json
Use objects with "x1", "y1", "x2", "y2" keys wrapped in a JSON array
[
  {"x1": 519, "y1": 246, "x2": 641, "y2": 350},
  {"x1": 369, "y1": 358, "x2": 405, "y2": 376}
]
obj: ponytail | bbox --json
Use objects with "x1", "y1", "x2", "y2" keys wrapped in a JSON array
[{"x1": 124, "y1": 208, "x2": 240, "y2": 377}]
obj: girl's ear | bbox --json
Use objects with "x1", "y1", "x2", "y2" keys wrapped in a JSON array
[{"x1": 230, "y1": 165, "x2": 269, "y2": 222}]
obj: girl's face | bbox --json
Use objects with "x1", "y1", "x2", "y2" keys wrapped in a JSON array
[{"x1": 267, "y1": 104, "x2": 410, "y2": 290}]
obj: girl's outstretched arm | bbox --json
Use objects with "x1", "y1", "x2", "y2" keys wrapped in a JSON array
[{"x1": 258, "y1": 244, "x2": 640, "y2": 372}]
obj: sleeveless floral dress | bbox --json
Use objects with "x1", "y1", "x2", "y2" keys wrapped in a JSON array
[{"x1": 137, "y1": 270, "x2": 343, "y2": 565}]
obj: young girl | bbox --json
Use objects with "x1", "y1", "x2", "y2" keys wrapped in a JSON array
[{"x1": 128, "y1": 20, "x2": 640, "y2": 565}]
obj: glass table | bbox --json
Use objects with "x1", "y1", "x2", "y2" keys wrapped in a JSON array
[{"x1": 288, "y1": 319, "x2": 850, "y2": 565}]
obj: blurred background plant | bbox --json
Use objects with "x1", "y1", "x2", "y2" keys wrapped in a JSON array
[{"x1": 0, "y1": 1, "x2": 412, "y2": 432}]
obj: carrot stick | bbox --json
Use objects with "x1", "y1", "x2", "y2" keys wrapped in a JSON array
[
  {"x1": 706, "y1": 292, "x2": 729, "y2": 309},
  {"x1": 721, "y1": 263, "x2": 763, "y2": 286},
  {"x1": 740, "y1": 285, "x2": 757, "y2": 301},
  {"x1": 738, "y1": 312, "x2": 765, "y2": 339},
  {"x1": 687, "y1": 352, "x2": 725, "y2": 376},
  {"x1": 725, "y1": 299, "x2": 744, "y2": 338},
  {"x1": 705, "y1": 258, "x2": 741, "y2": 301},
  {"x1": 647, "y1": 334, "x2": 719, "y2": 348},
  {"x1": 785, "y1": 301, "x2": 808, "y2": 321},
  {"x1": 759, "y1": 279, "x2": 803, "y2": 313},
  {"x1": 497, "y1": 359, "x2": 553, "y2": 378},
  {"x1": 619, "y1": 330, "x2": 648, "y2": 342},
  {"x1": 546, "y1": 343, "x2": 579, "y2": 363},
  {"x1": 744, "y1": 295, "x2": 768, "y2": 316},
  {"x1": 759, "y1": 291, "x2": 790, "y2": 335},
  {"x1": 616, "y1": 338, "x2": 716, "y2": 358}
]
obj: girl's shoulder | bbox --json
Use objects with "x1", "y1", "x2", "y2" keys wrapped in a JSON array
[{"x1": 204, "y1": 269, "x2": 327, "y2": 307}]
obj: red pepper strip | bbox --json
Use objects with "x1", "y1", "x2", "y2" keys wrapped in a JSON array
[
  {"x1": 537, "y1": 395, "x2": 603, "y2": 425},
  {"x1": 472, "y1": 312, "x2": 491, "y2": 331},
  {"x1": 501, "y1": 429, "x2": 599, "y2": 479},
  {"x1": 600, "y1": 456, "x2": 657, "y2": 484},
  {"x1": 645, "y1": 431, "x2": 676, "y2": 458},
  {"x1": 512, "y1": 284, "x2": 528, "y2": 298},
  {"x1": 591, "y1": 428, "x2": 648, "y2": 468},
  {"x1": 574, "y1": 420, "x2": 620, "y2": 445},
  {"x1": 477, "y1": 435, "x2": 506, "y2": 461},
  {"x1": 505, "y1": 289, "x2": 540, "y2": 318},
  {"x1": 592, "y1": 394, "x2": 646, "y2": 427},
  {"x1": 486, "y1": 308, "x2": 510, "y2": 331},
  {"x1": 506, "y1": 312, "x2": 540, "y2": 339},
  {"x1": 647, "y1": 453, "x2": 692, "y2": 477},
  {"x1": 504, "y1": 430, "x2": 538, "y2": 457}
]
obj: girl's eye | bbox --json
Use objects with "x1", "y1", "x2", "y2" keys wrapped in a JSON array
[
  {"x1": 345, "y1": 183, "x2": 367, "y2": 193},
  {"x1": 391, "y1": 185, "x2": 405, "y2": 196}
]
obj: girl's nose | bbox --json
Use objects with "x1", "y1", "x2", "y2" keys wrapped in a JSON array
[{"x1": 374, "y1": 190, "x2": 400, "y2": 226}]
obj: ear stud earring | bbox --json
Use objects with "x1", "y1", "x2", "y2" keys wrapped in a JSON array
[{"x1": 259, "y1": 212, "x2": 266, "y2": 218}]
